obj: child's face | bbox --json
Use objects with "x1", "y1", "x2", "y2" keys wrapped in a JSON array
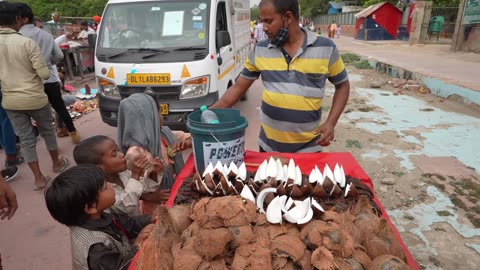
[
  {"x1": 96, "y1": 181, "x2": 116, "y2": 211},
  {"x1": 98, "y1": 139, "x2": 127, "y2": 174}
]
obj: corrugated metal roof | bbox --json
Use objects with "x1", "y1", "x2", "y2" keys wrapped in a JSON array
[
  {"x1": 355, "y1": 2, "x2": 388, "y2": 18},
  {"x1": 328, "y1": 1, "x2": 346, "y2": 10}
]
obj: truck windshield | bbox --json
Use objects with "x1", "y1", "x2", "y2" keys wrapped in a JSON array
[{"x1": 98, "y1": 1, "x2": 210, "y2": 51}]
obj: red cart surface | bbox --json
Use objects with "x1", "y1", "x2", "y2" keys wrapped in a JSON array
[{"x1": 129, "y1": 150, "x2": 419, "y2": 270}]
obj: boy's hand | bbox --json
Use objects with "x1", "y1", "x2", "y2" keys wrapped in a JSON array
[
  {"x1": 129, "y1": 152, "x2": 150, "y2": 180},
  {"x1": 150, "y1": 158, "x2": 165, "y2": 173},
  {"x1": 173, "y1": 136, "x2": 192, "y2": 153},
  {"x1": 0, "y1": 179, "x2": 18, "y2": 220}
]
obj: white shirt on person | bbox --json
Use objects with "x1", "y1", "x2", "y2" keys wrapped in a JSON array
[{"x1": 77, "y1": 27, "x2": 95, "y2": 39}]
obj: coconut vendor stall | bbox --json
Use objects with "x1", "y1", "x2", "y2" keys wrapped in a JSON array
[{"x1": 128, "y1": 109, "x2": 419, "y2": 270}]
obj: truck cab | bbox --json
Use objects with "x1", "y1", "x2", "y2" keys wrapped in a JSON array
[{"x1": 95, "y1": 0, "x2": 251, "y2": 130}]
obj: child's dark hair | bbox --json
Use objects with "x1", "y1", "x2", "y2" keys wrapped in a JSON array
[
  {"x1": 0, "y1": 2, "x2": 20, "y2": 25},
  {"x1": 45, "y1": 165, "x2": 105, "y2": 226},
  {"x1": 73, "y1": 135, "x2": 111, "y2": 165}
]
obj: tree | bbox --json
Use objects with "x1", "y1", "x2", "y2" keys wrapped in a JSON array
[
  {"x1": 299, "y1": 0, "x2": 329, "y2": 17},
  {"x1": 12, "y1": 0, "x2": 108, "y2": 21},
  {"x1": 251, "y1": 6, "x2": 259, "y2": 21}
]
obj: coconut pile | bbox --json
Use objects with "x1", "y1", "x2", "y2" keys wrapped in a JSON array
[
  {"x1": 192, "y1": 157, "x2": 379, "y2": 225},
  {"x1": 136, "y1": 195, "x2": 411, "y2": 270}
]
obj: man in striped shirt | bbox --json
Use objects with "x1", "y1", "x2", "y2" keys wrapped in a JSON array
[{"x1": 211, "y1": 0, "x2": 350, "y2": 153}]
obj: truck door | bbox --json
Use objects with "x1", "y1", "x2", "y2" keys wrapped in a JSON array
[{"x1": 215, "y1": 1, "x2": 234, "y2": 96}]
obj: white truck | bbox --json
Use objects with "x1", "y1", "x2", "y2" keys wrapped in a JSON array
[{"x1": 94, "y1": 0, "x2": 251, "y2": 129}]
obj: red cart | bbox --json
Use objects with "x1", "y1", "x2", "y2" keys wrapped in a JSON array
[{"x1": 129, "y1": 150, "x2": 419, "y2": 270}]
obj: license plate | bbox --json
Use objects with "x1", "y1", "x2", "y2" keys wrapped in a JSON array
[
  {"x1": 126, "y1": 73, "x2": 170, "y2": 85},
  {"x1": 160, "y1": 104, "x2": 169, "y2": 115}
]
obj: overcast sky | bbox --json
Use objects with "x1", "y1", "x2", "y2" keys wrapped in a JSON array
[{"x1": 250, "y1": 0, "x2": 260, "y2": 7}]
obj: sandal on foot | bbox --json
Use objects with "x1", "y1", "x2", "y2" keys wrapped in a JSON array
[
  {"x1": 53, "y1": 157, "x2": 70, "y2": 173},
  {"x1": 34, "y1": 176, "x2": 51, "y2": 191}
]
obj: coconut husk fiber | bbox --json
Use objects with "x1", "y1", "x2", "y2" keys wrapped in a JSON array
[
  {"x1": 271, "y1": 234, "x2": 306, "y2": 262},
  {"x1": 368, "y1": 255, "x2": 411, "y2": 270},
  {"x1": 364, "y1": 218, "x2": 407, "y2": 262},
  {"x1": 193, "y1": 228, "x2": 234, "y2": 260}
]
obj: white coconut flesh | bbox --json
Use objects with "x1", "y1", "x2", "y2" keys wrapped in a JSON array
[
  {"x1": 228, "y1": 162, "x2": 239, "y2": 176},
  {"x1": 266, "y1": 157, "x2": 277, "y2": 178},
  {"x1": 237, "y1": 162, "x2": 247, "y2": 181},
  {"x1": 256, "y1": 187, "x2": 277, "y2": 213},
  {"x1": 309, "y1": 169, "x2": 317, "y2": 184},
  {"x1": 266, "y1": 196, "x2": 283, "y2": 224},
  {"x1": 294, "y1": 165, "x2": 302, "y2": 186},
  {"x1": 202, "y1": 162, "x2": 214, "y2": 178},
  {"x1": 311, "y1": 198, "x2": 325, "y2": 212},
  {"x1": 240, "y1": 185, "x2": 256, "y2": 203},
  {"x1": 255, "y1": 159, "x2": 268, "y2": 182},
  {"x1": 283, "y1": 198, "x2": 310, "y2": 223},
  {"x1": 334, "y1": 163, "x2": 346, "y2": 188},
  {"x1": 275, "y1": 159, "x2": 284, "y2": 181},
  {"x1": 315, "y1": 165, "x2": 324, "y2": 185},
  {"x1": 201, "y1": 179, "x2": 214, "y2": 195},
  {"x1": 287, "y1": 159, "x2": 296, "y2": 180},
  {"x1": 344, "y1": 183, "x2": 351, "y2": 198}
]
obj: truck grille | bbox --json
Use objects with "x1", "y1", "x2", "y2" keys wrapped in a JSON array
[{"x1": 117, "y1": 85, "x2": 181, "y2": 101}]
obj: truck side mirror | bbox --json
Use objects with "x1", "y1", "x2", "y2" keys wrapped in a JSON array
[{"x1": 216, "y1": 30, "x2": 231, "y2": 50}]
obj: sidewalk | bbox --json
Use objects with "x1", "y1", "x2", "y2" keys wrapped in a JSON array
[{"x1": 334, "y1": 36, "x2": 480, "y2": 92}]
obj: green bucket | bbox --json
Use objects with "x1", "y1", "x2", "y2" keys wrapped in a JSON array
[{"x1": 187, "y1": 108, "x2": 248, "y2": 174}]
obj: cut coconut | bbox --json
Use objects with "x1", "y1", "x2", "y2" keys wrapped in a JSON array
[
  {"x1": 297, "y1": 208, "x2": 314, "y2": 225},
  {"x1": 315, "y1": 165, "x2": 324, "y2": 185},
  {"x1": 256, "y1": 187, "x2": 277, "y2": 213},
  {"x1": 311, "y1": 198, "x2": 325, "y2": 212},
  {"x1": 203, "y1": 174, "x2": 216, "y2": 191},
  {"x1": 228, "y1": 162, "x2": 239, "y2": 177},
  {"x1": 240, "y1": 185, "x2": 256, "y2": 203},
  {"x1": 282, "y1": 165, "x2": 288, "y2": 182},
  {"x1": 275, "y1": 159, "x2": 284, "y2": 181},
  {"x1": 283, "y1": 198, "x2": 310, "y2": 223},
  {"x1": 309, "y1": 169, "x2": 317, "y2": 184},
  {"x1": 329, "y1": 183, "x2": 343, "y2": 197},
  {"x1": 276, "y1": 182, "x2": 287, "y2": 196},
  {"x1": 266, "y1": 196, "x2": 283, "y2": 224},
  {"x1": 266, "y1": 157, "x2": 277, "y2": 178},
  {"x1": 282, "y1": 197, "x2": 295, "y2": 213},
  {"x1": 340, "y1": 165, "x2": 346, "y2": 188},
  {"x1": 344, "y1": 183, "x2": 352, "y2": 198},
  {"x1": 202, "y1": 162, "x2": 214, "y2": 178},
  {"x1": 237, "y1": 162, "x2": 247, "y2": 181},
  {"x1": 234, "y1": 179, "x2": 245, "y2": 194},
  {"x1": 255, "y1": 159, "x2": 268, "y2": 182},
  {"x1": 294, "y1": 165, "x2": 302, "y2": 186},
  {"x1": 334, "y1": 163, "x2": 346, "y2": 188},
  {"x1": 213, "y1": 161, "x2": 224, "y2": 175},
  {"x1": 290, "y1": 185, "x2": 303, "y2": 199},
  {"x1": 200, "y1": 179, "x2": 214, "y2": 195},
  {"x1": 323, "y1": 164, "x2": 334, "y2": 184},
  {"x1": 287, "y1": 159, "x2": 296, "y2": 180}
]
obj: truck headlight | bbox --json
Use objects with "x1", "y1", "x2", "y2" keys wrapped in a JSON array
[
  {"x1": 98, "y1": 78, "x2": 120, "y2": 99},
  {"x1": 180, "y1": 76, "x2": 209, "y2": 99}
]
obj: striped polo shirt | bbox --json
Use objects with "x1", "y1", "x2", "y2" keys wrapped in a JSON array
[{"x1": 241, "y1": 29, "x2": 348, "y2": 153}]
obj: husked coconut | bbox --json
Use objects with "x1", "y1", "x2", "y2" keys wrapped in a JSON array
[
  {"x1": 316, "y1": 165, "x2": 324, "y2": 185},
  {"x1": 352, "y1": 246, "x2": 372, "y2": 269},
  {"x1": 294, "y1": 166, "x2": 302, "y2": 186},
  {"x1": 295, "y1": 249, "x2": 312, "y2": 270},
  {"x1": 345, "y1": 183, "x2": 359, "y2": 198},
  {"x1": 283, "y1": 198, "x2": 310, "y2": 224},
  {"x1": 255, "y1": 159, "x2": 268, "y2": 182},
  {"x1": 301, "y1": 176, "x2": 313, "y2": 196},
  {"x1": 277, "y1": 182, "x2": 287, "y2": 196},
  {"x1": 329, "y1": 183, "x2": 343, "y2": 197},
  {"x1": 193, "y1": 228, "x2": 233, "y2": 260},
  {"x1": 334, "y1": 163, "x2": 346, "y2": 188},
  {"x1": 368, "y1": 255, "x2": 411, "y2": 270},
  {"x1": 172, "y1": 238, "x2": 202, "y2": 270},
  {"x1": 234, "y1": 179, "x2": 244, "y2": 194},
  {"x1": 228, "y1": 226, "x2": 256, "y2": 248},
  {"x1": 322, "y1": 174, "x2": 335, "y2": 194},
  {"x1": 308, "y1": 168, "x2": 317, "y2": 184},
  {"x1": 204, "y1": 173, "x2": 216, "y2": 191},
  {"x1": 275, "y1": 158, "x2": 284, "y2": 181},
  {"x1": 311, "y1": 246, "x2": 335, "y2": 270},
  {"x1": 289, "y1": 184, "x2": 304, "y2": 199},
  {"x1": 287, "y1": 159, "x2": 296, "y2": 180},
  {"x1": 311, "y1": 198, "x2": 325, "y2": 218},
  {"x1": 311, "y1": 183, "x2": 328, "y2": 198},
  {"x1": 257, "y1": 187, "x2": 277, "y2": 213},
  {"x1": 271, "y1": 234, "x2": 306, "y2": 262},
  {"x1": 322, "y1": 227, "x2": 355, "y2": 258},
  {"x1": 266, "y1": 156, "x2": 277, "y2": 179},
  {"x1": 213, "y1": 161, "x2": 224, "y2": 176},
  {"x1": 272, "y1": 256, "x2": 288, "y2": 270},
  {"x1": 364, "y1": 218, "x2": 407, "y2": 262},
  {"x1": 227, "y1": 162, "x2": 239, "y2": 177}
]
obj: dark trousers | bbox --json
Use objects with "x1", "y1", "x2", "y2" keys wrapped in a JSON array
[{"x1": 44, "y1": 82, "x2": 76, "y2": 132}]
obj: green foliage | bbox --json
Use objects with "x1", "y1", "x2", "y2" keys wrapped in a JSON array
[
  {"x1": 299, "y1": 0, "x2": 329, "y2": 17},
  {"x1": 11, "y1": 0, "x2": 108, "y2": 21},
  {"x1": 251, "y1": 6, "x2": 259, "y2": 21},
  {"x1": 353, "y1": 59, "x2": 372, "y2": 69},
  {"x1": 341, "y1": 53, "x2": 361, "y2": 64}
]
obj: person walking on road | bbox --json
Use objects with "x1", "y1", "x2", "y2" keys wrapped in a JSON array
[
  {"x1": 17, "y1": 3, "x2": 80, "y2": 144},
  {"x1": 329, "y1": 20, "x2": 338, "y2": 38},
  {"x1": 254, "y1": 20, "x2": 268, "y2": 43},
  {"x1": 0, "y1": 2, "x2": 70, "y2": 190},
  {"x1": 211, "y1": 0, "x2": 350, "y2": 153}
]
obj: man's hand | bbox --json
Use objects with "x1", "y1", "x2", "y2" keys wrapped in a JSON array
[
  {"x1": 173, "y1": 136, "x2": 192, "y2": 153},
  {"x1": 128, "y1": 149, "x2": 150, "y2": 180},
  {"x1": 0, "y1": 178, "x2": 18, "y2": 220},
  {"x1": 313, "y1": 121, "x2": 335, "y2": 147},
  {"x1": 140, "y1": 189, "x2": 171, "y2": 204},
  {"x1": 150, "y1": 157, "x2": 165, "y2": 173}
]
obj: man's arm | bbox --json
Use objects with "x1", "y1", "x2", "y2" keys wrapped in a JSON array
[
  {"x1": 51, "y1": 38, "x2": 64, "y2": 65},
  {"x1": 210, "y1": 77, "x2": 255, "y2": 108},
  {"x1": 26, "y1": 40, "x2": 50, "y2": 80}
]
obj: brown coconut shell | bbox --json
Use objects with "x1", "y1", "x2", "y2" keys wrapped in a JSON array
[
  {"x1": 231, "y1": 242, "x2": 272, "y2": 270},
  {"x1": 346, "y1": 183, "x2": 359, "y2": 198},
  {"x1": 322, "y1": 228, "x2": 355, "y2": 258},
  {"x1": 234, "y1": 179, "x2": 244, "y2": 194},
  {"x1": 295, "y1": 249, "x2": 312, "y2": 270},
  {"x1": 192, "y1": 172, "x2": 202, "y2": 192},
  {"x1": 204, "y1": 174, "x2": 216, "y2": 191},
  {"x1": 320, "y1": 210, "x2": 342, "y2": 222},
  {"x1": 276, "y1": 182, "x2": 287, "y2": 196},
  {"x1": 329, "y1": 184, "x2": 343, "y2": 198},
  {"x1": 311, "y1": 184, "x2": 328, "y2": 198},
  {"x1": 278, "y1": 261, "x2": 296, "y2": 270},
  {"x1": 353, "y1": 246, "x2": 372, "y2": 269},
  {"x1": 172, "y1": 239, "x2": 202, "y2": 270},
  {"x1": 221, "y1": 199, "x2": 258, "y2": 227},
  {"x1": 301, "y1": 176, "x2": 313, "y2": 196},
  {"x1": 272, "y1": 256, "x2": 288, "y2": 270},
  {"x1": 254, "y1": 212, "x2": 268, "y2": 226},
  {"x1": 367, "y1": 255, "x2": 411, "y2": 270},
  {"x1": 364, "y1": 219, "x2": 407, "y2": 262},
  {"x1": 213, "y1": 184, "x2": 224, "y2": 196},
  {"x1": 289, "y1": 185, "x2": 304, "y2": 199},
  {"x1": 193, "y1": 228, "x2": 233, "y2": 261},
  {"x1": 168, "y1": 204, "x2": 193, "y2": 233},
  {"x1": 285, "y1": 179, "x2": 294, "y2": 194},
  {"x1": 345, "y1": 258, "x2": 366, "y2": 270},
  {"x1": 219, "y1": 175, "x2": 230, "y2": 193},
  {"x1": 248, "y1": 245, "x2": 273, "y2": 270},
  {"x1": 228, "y1": 225, "x2": 256, "y2": 248},
  {"x1": 323, "y1": 176, "x2": 335, "y2": 194},
  {"x1": 311, "y1": 246, "x2": 335, "y2": 270},
  {"x1": 247, "y1": 178, "x2": 260, "y2": 193},
  {"x1": 334, "y1": 257, "x2": 355, "y2": 270},
  {"x1": 268, "y1": 177, "x2": 278, "y2": 188},
  {"x1": 208, "y1": 259, "x2": 229, "y2": 270},
  {"x1": 271, "y1": 234, "x2": 306, "y2": 262}
]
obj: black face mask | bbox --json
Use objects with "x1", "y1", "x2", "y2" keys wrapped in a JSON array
[{"x1": 269, "y1": 17, "x2": 288, "y2": 47}]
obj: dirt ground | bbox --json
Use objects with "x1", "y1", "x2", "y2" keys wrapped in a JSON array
[{"x1": 324, "y1": 65, "x2": 480, "y2": 269}]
